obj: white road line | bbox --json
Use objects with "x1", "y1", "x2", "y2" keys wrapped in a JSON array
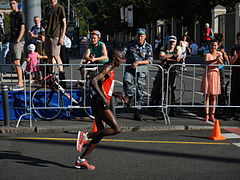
[
  {"x1": 232, "y1": 143, "x2": 240, "y2": 148},
  {"x1": 222, "y1": 133, "x2": 240, "y2": 139}
]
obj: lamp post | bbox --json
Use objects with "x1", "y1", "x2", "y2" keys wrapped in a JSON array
[{"x1": 23, "y1": 0, "x2": 41, "y2": 32}]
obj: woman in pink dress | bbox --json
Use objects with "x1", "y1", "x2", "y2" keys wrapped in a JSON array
[
  {"x1": 25, "y1": 44, "x2": 47, "y2": 82},
  {"x1": 201, "y1": 40, "x2": 223, "y2": 122}
]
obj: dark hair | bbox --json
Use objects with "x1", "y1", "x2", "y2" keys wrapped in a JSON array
[
  {"x1": 9, "y1": 0, "x2": 21, "y2": 3},
  {"x1": 181, "y1": 35, "x2": 188, "y2": 41},
  {"x1": 33, "y1": 16, "x2": 40, "y2": 19},
  {"x1": 214, "y1": 33, "x2": 224, "y2": 43},
  {"x1": 108, "y1": 49, "x2": 124, "y2": 62},
  {"x1": 210, "y1": 39, "x2": 218, "y2": 43},
  {"x1": 209, "y1": 39, "x2": 218, "y2": 49},
  {"x1": 236, "y1": 32, "x2": 240, "y2": 37}
]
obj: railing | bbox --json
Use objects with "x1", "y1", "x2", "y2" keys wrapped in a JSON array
[{"x1": 1, "y1": 62, "x2": 239, "y2": 127}]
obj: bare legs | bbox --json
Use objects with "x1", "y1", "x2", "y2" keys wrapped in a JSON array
[
  {"x1": 80, "y1": 109, "x2": 121, "y2": 159},
  {"x1": 204, "y1": 94, "x2": 217, "y2": 122},
  {"x1": 13, "y1": 59, "x2": 23, "y2": 86},
  {"x1": 48, "y1": 55, "x2": 64, "y2": 73}
]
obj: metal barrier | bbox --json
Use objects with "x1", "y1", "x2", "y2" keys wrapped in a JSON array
[
  {"x1": 2, "y1": 62, "x2": 240, "y2": 127},
  {"x1": 0, "y1": 64, "x2": 28, "y2": 126},
  {"x1": 165, "y1": 63, "x2": 240, "y2": 123},
  {"x1": 23, "y1": 63, "x2": 167, "y2": 125}
]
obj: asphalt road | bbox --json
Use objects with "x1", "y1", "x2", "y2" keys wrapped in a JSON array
[{"x1": 0, "y1": 130, "x2": 240, "y2": 180}]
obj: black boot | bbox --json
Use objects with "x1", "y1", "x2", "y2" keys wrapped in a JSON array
[
  {"x1": 126, "y1": 96, "x2": 133, "y2": 107},
  {"x1": 134, "y1": 109, "x2": 143, "y2": 121},
  {"x1": 59, "y1": 71, "x2": 66, "y2": 88}
]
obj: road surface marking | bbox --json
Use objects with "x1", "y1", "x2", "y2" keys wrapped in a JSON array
[
  {"x1": 222, "y1": 133, "x2": 240, "y2": 139},
  {"x1": 232, "y1": 143, "x2": 240, "y2": 148},
  {"x1": 0, "y1": 137, "x2": 230, "y2": 145}
]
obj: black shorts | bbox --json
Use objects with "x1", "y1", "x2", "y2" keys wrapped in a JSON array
[{"x1": 91, "y1": 94, "x2": 109, "y2": 115}]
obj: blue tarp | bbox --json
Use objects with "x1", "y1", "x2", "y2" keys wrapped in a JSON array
[{"x1": 0, "y1": 90, "x2": 91, "y2": 120}]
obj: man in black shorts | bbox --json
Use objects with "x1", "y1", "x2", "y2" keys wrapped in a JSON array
[{"x1": 75, "y1": 49, "x2": 127, "y2": 170}]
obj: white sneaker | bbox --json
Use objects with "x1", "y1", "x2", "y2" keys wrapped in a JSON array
[{"x1": 10, "y1": 85, "x2": 24, "y2": 91}]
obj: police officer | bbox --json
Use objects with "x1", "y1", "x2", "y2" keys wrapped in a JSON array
[{"x1": 122, "y1": 28, "x2": 153, "y2": 120}]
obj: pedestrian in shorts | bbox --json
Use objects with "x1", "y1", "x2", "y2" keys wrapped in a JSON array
[
  {"x1": 44, "y1": 0, "x2": 67, "y2": 86},
  {"x1": 9, "y1": 0, "x2": 25, "y2": 91}
]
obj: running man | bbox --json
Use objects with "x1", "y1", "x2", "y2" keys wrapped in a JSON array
[{"x1": 75, "y1": 49, "x2": 127, "y2": 170}]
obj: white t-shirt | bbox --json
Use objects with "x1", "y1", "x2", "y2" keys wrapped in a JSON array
[{"x1": 190, "y1": 43, "x2": 199, "y2": 55}]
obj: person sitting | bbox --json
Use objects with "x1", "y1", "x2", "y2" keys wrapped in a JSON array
[{"x1": 80, "y1": 30, "x2": 109, "y2": 81}]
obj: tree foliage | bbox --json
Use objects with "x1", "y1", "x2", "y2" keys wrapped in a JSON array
[{"x1": 58, "y1": 0, "x2": 239, "y2": 35}]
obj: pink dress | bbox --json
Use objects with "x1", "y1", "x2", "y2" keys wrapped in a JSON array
[
  {"x1": 26, "y1": 52, "x2": 40, "y2": 72},
  {"x1": 200, "y1": 52, "x2": 221, "y2": 95}
]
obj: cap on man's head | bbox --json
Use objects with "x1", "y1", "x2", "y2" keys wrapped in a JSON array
[
  {"x1": 136, "y1": 28, "x2": 146, "y2": 35},
  {"x1": 205, "y1": 23, "x2": 209, "y2": 27},
  {"x1": 169, "y1": 35, "x2": 177, "y2": 42}
]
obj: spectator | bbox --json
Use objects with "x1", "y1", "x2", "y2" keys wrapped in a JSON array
[
  {"x1": 200, "y1": 39, "x2": 223, "y2": 122},
  {"x1": 122, "y1": 28, "x2": 153, "y2": 121},
  {"x1": 83, "y1": 30, "x2": 108, "y2": 64},
  {"x1": 28, "y1": 16, "x2": 45, "y2": 45},
  {"x1": 163, "y1": 32, "x2": 170, "y2": 46},
  {"x1": 80, "y1": 30, "x2": 108, "y2": 81},
  {"x1": 44, "y1": 0, "x2": 67, "y2": 86},
  {"x1": 1, "y1": 13, "x2": 9, "y2": 66},
  {"x1": 150, "y1": 35, "x2": 182, "y2": 117},
  {"x1": 0, "y1": 13, "x2": 4, "y2": 65},
  {"x1": 214, "y1": 33, "x2": 229, "y2": 109},
  {"x1": 36, "y1": 31, "x2": 48, "y2": 77},
  {"x1": 154, "y1": 35, "x2": 162, "y2": 59},
  {"x1": 202, "y1": 23, "x2": 213, "y2": 47},
  {"x1": 229, "y1": 32, "x2": 240, "y2": 120},
  {"x1": 198, "y1": 41, "x2": 205, "y2": 56},
  {"x1": 36, "y1": 31, "x2": 46, "y2": 57},
  {"x1": 190, "y1": 40, "x2": 199, "y2": 56},
  {"x1": 60, "y1": 35, "x2": 72, "y2": 65},
  {"x1": 9, "y1": 0, "x2": 25, "y2": 91},
  {"x1": 179, "y1": 35, "x2": 190, "y2": 71},
  {"x1": 25, "y1": 44, "x2": 47, "y2": 82},
  {"x1": 0, "y1": 13, "x2": 3, "y2": 31}
]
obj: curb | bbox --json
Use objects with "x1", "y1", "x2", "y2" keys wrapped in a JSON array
[{"x1": 1, "y1": 125, "x2": 239, "y2": 135}]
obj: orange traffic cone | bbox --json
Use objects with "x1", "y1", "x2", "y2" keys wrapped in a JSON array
[
  {"x1": 208, "y1": 120, "x2": 226, "y2": 140},
  {"x1": 91, "y1": 120, "x2": 97, "y2": 132}
]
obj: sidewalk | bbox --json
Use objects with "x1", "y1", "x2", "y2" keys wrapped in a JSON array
[{"x1": 0, "y1": 108, "x2": 239, "y2": 134}]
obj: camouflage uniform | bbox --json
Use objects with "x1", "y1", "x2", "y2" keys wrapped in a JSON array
[{"x1": 122, "y1": 40, "x2": 153, "y2": 107}]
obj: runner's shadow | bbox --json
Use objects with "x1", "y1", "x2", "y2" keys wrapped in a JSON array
[{"x1": 0, "y1": 150, "x2": 75, "y2": 169}]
